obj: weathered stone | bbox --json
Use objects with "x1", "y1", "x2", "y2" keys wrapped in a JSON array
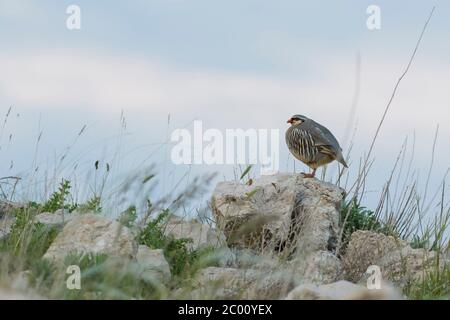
[
  {"x1": 0, "y1": 200, "x2": 24, "y2": 217},
  {"x1": 285, "y1": 280, "x2": 403, "y2": 300},
  {"x1": 136, "y1": 245, "x2": 171, "y2": 283},
  {"x1": 342, "y1": 230, "x2": 443, "y2": 288},
  {"x1": 291, "y1": 250, "x2": 342, "y2": 285},
  {"x1": 43, "y1": 214, "x2": 137, "y2": 262},
  {"x1": 342, "y1": 230, "x2": 407, "y2": 282},
  {"x1": 190, "y1": 266, "x2": 296, "y2": 299},
  {"x1": 232, "y1": 249, "x2": 281, "y2": 269},
  {"x1": 378, "y1": 246, "x2": 442, "y2": 288},
  {"x1": 35, "y1": 209, "x2": 75, "y2": 227},
  {"x1": 0, "y1": 216, "x2": 15, "y2": 239},
  {"x1": 211, "y1": 173, "x2": 344, "y2": 257},
  {"x1": 164, "y1": 214, "x2": 226, "y2": 250}
]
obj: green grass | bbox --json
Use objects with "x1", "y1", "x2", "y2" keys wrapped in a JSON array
[
  {"x1": 404, "y1": 261, "x2": 450, "y2": 299},
  {"x1": 138, "y1": 209, "x2": 221, "y2": 278},
  {"x1": 26, "y1": 252, "x2": 167, "y2": 299},
  {"x1": 0, "y1": 207, "x2": 60, "y2": 267},
  {"x1": 339, "y1": 198, "x2": 449, "y2": 300},
  {"x1": 1, "y1": 174, "x2": 448, "y2": 300},
  {"x1": 0, "y1": 178, "x2": 223, "y2": 299}
]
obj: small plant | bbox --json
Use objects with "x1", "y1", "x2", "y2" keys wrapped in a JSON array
[
  {"x1": 339, "y1": 199, "x2": 388, "y2": 252},
  {"x1": 118, "y1": 205, "x2": 137, "y2": 228},
  {"x1": 138, "y1": 210, "x2": 194, "y2": 276},
  {"x1": 41, "y1": 179, "x2": 76, "y2": 213},
  {"x1": 76, "y1": 195, "x2": 102, "y2": 213},
  {"x1": 138, "y1": 210, "x2": 218, "y2": 277},
  {"x1": 405, "y1": 263, "x2": 450, "y2": 299},
  {"x1": 0, "y1": 206, "x2": 60, "y2": 267},
  {"x1": 31, "y1": 252, "x2": 165, "y2": 300},
  {"x1": 138, "y1": 209, "x2": 171, "y2": 249},
  {"x1": 410, "y1": 234, "x2": 430, "y2": 249}
]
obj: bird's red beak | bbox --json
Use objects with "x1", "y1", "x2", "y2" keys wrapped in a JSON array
[{"x1": 287, "y1": 118, "x2": 293, "y2": 124}]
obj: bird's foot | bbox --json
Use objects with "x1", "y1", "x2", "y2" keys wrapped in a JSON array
[{"x1": 301, "y1": 172, "x2": 315, "y2": 178}]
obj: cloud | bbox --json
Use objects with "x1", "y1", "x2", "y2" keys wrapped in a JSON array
[
  {"x1": 0, "y1": 47, "x2": 448, "y2": 214},
  {"x1": 1, "y1": 47, "x2": 449, "y2": 151}
]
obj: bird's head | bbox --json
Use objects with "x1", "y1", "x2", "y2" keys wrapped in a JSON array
[{"x1": 287, "y1": 114, "x2": 308, "y2": 126}]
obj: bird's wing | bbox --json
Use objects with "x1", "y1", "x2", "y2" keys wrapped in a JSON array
[{"x1": 302, "y1": 119, "x2": 342, "y2": 151}]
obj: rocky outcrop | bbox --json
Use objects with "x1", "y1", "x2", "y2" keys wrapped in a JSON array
[
  {"x1": 285, "y1": 280, "x2": 403, "y2": 300},
  {"x1": 342, "y1": 230, "x2": 407, "y2": 282},
  {"x1": 188, "y1": 250, "x2": 342, "y2": 299},
  {"x1": 378, "y1": 246, "x2": 441, "y2": 287},
  {"x1": 35, "y1": 209, "x2": 75, "y2": 227},
  {"x1": 189, "y1": 266, "x2": 296, "y2": 299},
  {"x1": 136, "y1": 245, "x2": 171, "y2": 283},
  {"x1": 4, "y1": 172, "x2": 439, "y2": 300},
  {"x1": 342, "y1": 230, "x2": 442, "y2": 288},
  {"x1": 211, "y1": 173, "x2": 344, "y2": 257},
  {"x1": 210, "y1": 173, "x2": 345, "y2": 288},
  {"x1": 43, "y1": 214, "x2": 137, "y2": 262},
  {"x1": 164, "y1": 214, "x2": 226, "y2": 250},
  {"x1": 290, "y1": 250, "x2": 343, "y2": 285}
]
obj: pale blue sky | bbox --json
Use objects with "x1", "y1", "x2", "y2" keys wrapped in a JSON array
[{"x1": 0, "y1": 1, "x2": 448, "y2": 216}]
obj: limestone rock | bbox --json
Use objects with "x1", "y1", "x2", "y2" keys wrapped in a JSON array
[
  {"x1": 136, "y1": 245, "x2": 171, "y2": 283},
  {"x1": 232, "y1": 249, "x2": 281, "y2": 269},
  {"x1": 35, "y1": 209, "x2": 75, "y2": 227},
  {"x1": 291, "y1": 250, "x2": 342, "y2": 285},
  {"x1": 342, "y1": 230, "x2": 406, "y2": 282},
  {"x1": 342, "y1": 230, "x2": 442, "y2": 288},
  {"x1": 378, "y1": 246, "x2": 441, "y2": 287},
  {"x1": 190, "y1": 266, "x2": 296, "y2": 299},
  {"x1": 211, "y1": 173, "x2": 344, "y2": 256},
  {"x1": 164, "y1": 214, "x2": 226, "y2": 250},
  {"x1": 285, "y1": 280, "x2": 403, "y2": 300},
  {"x1": 43, "y1": 213, "x2": 137, "y2": 262}
]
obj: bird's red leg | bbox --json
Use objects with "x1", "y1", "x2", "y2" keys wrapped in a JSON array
[{"x1": 301, "y1": 168, "x2": 316, "y2": 178}]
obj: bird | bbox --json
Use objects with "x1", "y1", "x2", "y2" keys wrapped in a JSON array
[{"x1": 286, "y1": 114, "x2": 348, "y2": 178}]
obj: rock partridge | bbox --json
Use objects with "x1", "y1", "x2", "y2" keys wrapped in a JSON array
[{"x1": 286, "y1": 114, "x2": 348, "y2": 178}]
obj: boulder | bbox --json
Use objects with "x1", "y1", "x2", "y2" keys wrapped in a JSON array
[
  {"x1": 136, "y1": 245, "x2": 171, "y2": 283},
  {"x1": 290, "y1": 250, "x2": 342, "y2": 285},
  {"x1": 189, "y1": 266, "x2": 296, "y2": 299},
  {"x1": 342, "y1": 230, "x2": 406, "y2": 282},
  {"x1": 378, "y1": 246, "x2": 441, "y2": 288},
  {"x1": 35, "y1": 209, "x2": 75, "y2": 227},
  {"x1": 43, "y1": 214, "x2": 137, "y2": 262},
  {"x1": 211, "y1": 173, "x2": 344, "y2": 257},
  {"x1": 342, "y1": 230, "x2": 443, "y2": 288},
  {"x1": 285, "y1": 280, "x2": 403, "y2": 300},
  {"x1": 232, "y1": 249, "x2": 281, "y2": 269},
  {"x1": 163, "y1": 214, "x2": 226, "y2": 250}
]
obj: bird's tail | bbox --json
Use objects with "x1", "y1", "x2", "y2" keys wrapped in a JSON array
[{"x1": 337, "y1": 153, "x2": 348, "y2": 168}]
